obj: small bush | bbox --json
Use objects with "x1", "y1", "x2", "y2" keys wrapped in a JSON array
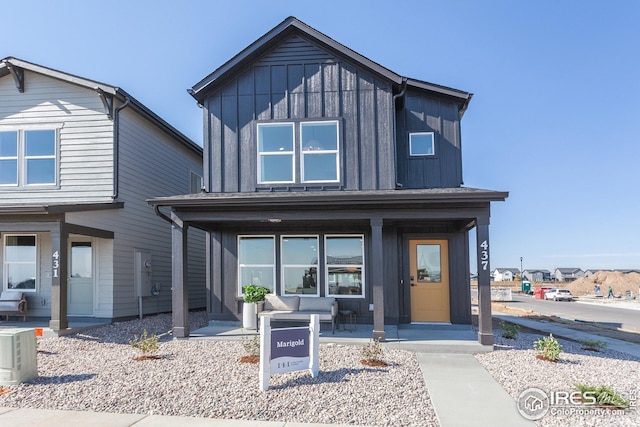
[
  {"x1": 240, "y1": 333, "x2": 260, "y2": 363},
  {"x1": 574, "y1": 383, "x2": 630, "y2": 408},
  {"x1": 499, "y1": 321, "x2": 520, "y2": 339},
  {"x1": 129, "y1": 329, "x2": 159, "y2": 359},
  {"x1": 361, "y1": 339, "x2": 387, "y2": 367},
  {"x1": 579, "y1": 339, "x2": 607, "y2": 351},
  {"x1": 533, "y1": 334, "x2": 562, "y2": 362}
]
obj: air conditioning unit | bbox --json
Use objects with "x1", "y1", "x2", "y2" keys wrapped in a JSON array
[{"x1": 0, "y1": 328, "x2": 38, "y2": 385}]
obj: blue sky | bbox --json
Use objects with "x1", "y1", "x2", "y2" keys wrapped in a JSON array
[{"x1": 3, "y1": 1, "x2": 639, "y2": 273}]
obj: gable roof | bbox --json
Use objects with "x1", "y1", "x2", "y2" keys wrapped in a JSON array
[
  {"x1": 495, "y1": 268, "x2": 520, "y2": 274},
  {"x1": 555, "y1": 268, "x2": 583, "y2": 274},
  {"x1": 0, "y1": 57, "x2": 202, "y2": 156},
  {"x1": 189, "y1": 16, "x2": 472, "y2": 114}
]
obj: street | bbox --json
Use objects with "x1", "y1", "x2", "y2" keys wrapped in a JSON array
[{"x1": 497, "y1": 294, "x2": 640, "y2": 333}]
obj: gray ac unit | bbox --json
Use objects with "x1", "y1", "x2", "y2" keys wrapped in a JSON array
[{"x1": 0, "y1": 328, "x2": 38, "y2": 385}]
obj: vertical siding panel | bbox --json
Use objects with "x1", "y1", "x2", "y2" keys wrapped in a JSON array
[
  {"x1": 323, "y1": 63, "x2": 340, "y2": 117},
  {"x1": 222, "y1": 90, "x2": 239, "y2": 192},
  {"x1": 254, "y1": 66, "x2": 271, "y2": 120},
  {"x1": 270, "y1": 65, "x2": 288, "y2": 119},
  {"x1": 305, "y1": 64, "x2": 322, "y2": 118},
  {"x1": 376, "y1": 82, "x2": 394, "y2": 189},
  {"x1": 287, "y1": 65, "x2": 305, "y2": 119},
  {"x1": 358, "y1": 73, "x2": 377, "y2": 190},
  {"x1": 208, "y1": 95, "x2": 223, "y2": 192},
  {"x1": 238, "y1": 93, "x2": 255, "y2": 192},
  {"x1": 441, "y1": 102, "x2": 459, "y2": 187},
  {"x1": 340, "y1": 63, "x2": 359, "y2": 190}
]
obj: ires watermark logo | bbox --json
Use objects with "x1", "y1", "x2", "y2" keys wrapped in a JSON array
[{"x1": 517, "y1": 387, "x2": 637, "y2": 421}]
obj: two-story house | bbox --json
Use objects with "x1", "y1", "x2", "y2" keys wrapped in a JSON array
[
  {"x1": 0, "y1": 57, "x2": 205, "y2": 333},
  {"x1": 149, "y1": 17, "x2": 507, "y2": 344},
  {"x1": 522, "y1": 269, "x2": 552, "y2": 282},
  {"x1": 492, "y1": 268, "x2": 520, "y2": 281},
  {"x1": 554, "y1": 268, "x2": 585, "y2": 282}
]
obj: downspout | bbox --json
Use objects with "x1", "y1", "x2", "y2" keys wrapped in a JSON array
[
  {"x1": 113, "y1": 97, "x2": 131, "y2": 199},
  {"x1": 392, "y1": 78, "x2": 407, "y2": 189}
]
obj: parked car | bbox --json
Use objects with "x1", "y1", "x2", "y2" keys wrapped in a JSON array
[{"x1": 544, "y1": 289, "x2": 573, "y2": 301}]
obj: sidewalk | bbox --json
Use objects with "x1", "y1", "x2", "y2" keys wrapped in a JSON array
[{"x1": 3, "y1": 318, "x2": 638, "y2": 427}]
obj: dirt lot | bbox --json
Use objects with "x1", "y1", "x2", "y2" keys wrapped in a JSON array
[{"x1": 489, "y1": 302, "x2": 640, "y2": 345}]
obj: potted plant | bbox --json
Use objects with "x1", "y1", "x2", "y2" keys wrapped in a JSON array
[{"x1": 242, "y1": 284, "x2": 269, "y2": 329}]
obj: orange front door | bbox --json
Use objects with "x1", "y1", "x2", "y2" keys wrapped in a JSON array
[{"x1": 409, "y1": 239, "x2": 450, "y2": 322}]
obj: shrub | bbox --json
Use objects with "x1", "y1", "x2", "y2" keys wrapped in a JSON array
[
  {"x1": 361, "y1": 339, "x2": 387, "y2": 367},
  {"x1": 533, "y1": 334, "x2": 562, "y2": 362},
  {"x1": 499, "y1": 321, "x2": 520, "y2": 339},
  {"x1": 129, "y1": 329, "x2": 159, "y2": 359},
  {"x1": 240, "y1": 333, "x2": 260, "y2": 363},
  {"x1": 579, "y1": 339, "x2": 607, "y2": 351},
  {"x1": 574, "y1": 383, "x2": 630, "y2": 408}
]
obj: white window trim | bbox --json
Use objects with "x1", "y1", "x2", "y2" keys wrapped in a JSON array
[
  {"x1": 237, "y1": 235, "x2": 276, "y2": 297},
  {"x1": 3, "y1": 233, "x2": 38, "y2": 292},
  {"x1": 300, "y1": 121, "x2": 340, "y2": 183},
  {"x1": 256, "y1": 123, "x2": 295, "y2": 184},
  {"x1": 409, "y1": 132, "x2": 435, "y2": 157},
  {"x1": 0, "y1": 127, "x2": 59, "y2": 187},
  {"x1": 325, "y1": 234, "x2": 365, "y2": 299},
  {"x1": 280, "y1": 235, "x2": 320, "y2": 297}
]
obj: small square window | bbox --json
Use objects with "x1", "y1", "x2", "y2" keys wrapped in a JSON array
[{"x1": 409, "y1": 132, "x2": 435, "y2": 156}]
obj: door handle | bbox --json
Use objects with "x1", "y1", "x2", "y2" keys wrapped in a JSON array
[{"x1": 410, "y1": 282, "x2": 416, "y2": 287}]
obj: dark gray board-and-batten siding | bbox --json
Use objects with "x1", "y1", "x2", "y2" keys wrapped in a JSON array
[{"x1": 202, "y1": 35, "x2": 396, "y2": 193}]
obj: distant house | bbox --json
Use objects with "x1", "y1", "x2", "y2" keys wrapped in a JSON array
[
  {"x1": 0, "y1": 57, "x2": 205, "y2": 333},
  {"x1": 584, "y1": 269, "x2": 608, "y2": 277},
  {"x1": 522, "y1": 269, "x2": 551, "y2": 282},
  {"x1": 615, "y1": 269, "x2": 640, "y2": 274},
  {"x1": 554, "y1": 268, "x2": 584, "y2": 282},
  {"x1": 148, "y1": 17, "x2": 508, "y2": 345},
  {"x1": 492, "y1": 268, "x2": 520, "y2": 281}
]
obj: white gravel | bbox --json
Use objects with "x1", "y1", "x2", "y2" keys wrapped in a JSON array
[
  {"x1": 475, "y1": 331, "x2": 640, "y2": 427},
  {"x1": 0, "y1": 312, "x2": 436, "y2": 426},
  {"x1": 1, "y1": 314, "x2": 638, "y2": 427}
]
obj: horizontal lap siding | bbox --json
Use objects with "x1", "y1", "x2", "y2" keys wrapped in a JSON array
[
  {"x1": 67, "y1": 110, "x2": 205, "y2": 318},
  {"x1": 205, "y1": 34, "x2": 396, "y2": 191},
  {"x1": 0, "y1": 71, "x2": 114, "y2": 203}
]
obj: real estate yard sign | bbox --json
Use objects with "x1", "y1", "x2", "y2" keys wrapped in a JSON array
[{"x1": 259, "y1": 315, "x2": 319, "y2": 391}]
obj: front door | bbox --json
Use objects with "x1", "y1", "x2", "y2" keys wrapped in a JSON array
[
  {"x1": 409, "y1": 239, "x2": 450, "y2": 322},
  {"x1": 68, "y1": 240, "x2": 94, "y2": 316}
]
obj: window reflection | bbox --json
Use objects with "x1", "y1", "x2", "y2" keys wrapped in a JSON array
[{"x1": 416, "y1": 244, "x2": 441, "y2": 283}]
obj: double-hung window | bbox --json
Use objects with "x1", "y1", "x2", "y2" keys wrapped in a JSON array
[
  {"x1": 0, "y1": 129, "x2": 57, "y2": 186},
  {"x1": 238, "y1": 236, "x2": 275, "y2": 295},
  {"x1": 326, "y1": 235, "x2": 364, "y2": 298},
  {"x1": 281, "y1": 236, "x2": 319, "y2": 296},
  {"x1": 3, "y1": 235, "x2": 37, "y2": 292},
  {"x1": 257, "y1": 120, "x2": 339, "y2": 185}
]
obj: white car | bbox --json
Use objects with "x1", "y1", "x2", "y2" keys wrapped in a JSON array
[{"x1": 544, "y1": 289, "x2": 573, "y2": 301}]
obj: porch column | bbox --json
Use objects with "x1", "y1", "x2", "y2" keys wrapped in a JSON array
[
  {"x1": 50, "y1": 222, "x2": 69, "y2": 331},
  {"x1": 370, "y1": 218, "x2": 385, "y2": 341},
  {"x1": 475, "y1": 215, "x2": 494, "y2": 345},
  {"x1": 172, "y1": 213, "x2": 190, "y2": 338}
]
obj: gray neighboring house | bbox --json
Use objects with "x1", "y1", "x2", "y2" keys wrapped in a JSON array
[
  {"x1": 149, "y1": 17, "x2": 508, "y2": 344},
  {"x1": 554, "y1": 268, "x2": 585, "y2": 282},
  {"x1": 522, "y1": 269, "x2": 551, "y2": 282},
  {"x1": 0, "y1": 57, "x2": 205, "y2": 333}
]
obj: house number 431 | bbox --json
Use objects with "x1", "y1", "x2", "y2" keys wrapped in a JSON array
[
  {"x1": 52, "y1": 250, "x2": 60, "y2": 278},
  {"x1": 480, "y1": 240, "x2": 489, "y2": 271}
]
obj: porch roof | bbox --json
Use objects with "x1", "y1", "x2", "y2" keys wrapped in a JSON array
[
  {"x1": 0, "y1": 202, "x2": 124, "y2": 215},
  {"x1": 148, "y1": 187, "x2": 508, "y2": 210}
]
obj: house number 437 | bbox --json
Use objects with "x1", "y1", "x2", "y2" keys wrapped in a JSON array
[{"x1": 480, "y1": 240, "x2": 489, "y2": 271}]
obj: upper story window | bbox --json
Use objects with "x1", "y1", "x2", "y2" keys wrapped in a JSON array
[
  {"x1": 257, "y1": 120, "x2": 340, "y2": 185},
  {"x1": 409, "y1": 132, "x2": 435, "y2": 156},
  {"x1": 190, "y1": 171, "x2": 203, "y2": 194},
  {"x1": 0, "y1": 129, "x2": 57, "y2": 186}
]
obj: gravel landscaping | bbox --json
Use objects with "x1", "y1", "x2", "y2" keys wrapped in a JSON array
[{"x1": 1, "y1": 313, "x2": 638, "y2": 426}]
